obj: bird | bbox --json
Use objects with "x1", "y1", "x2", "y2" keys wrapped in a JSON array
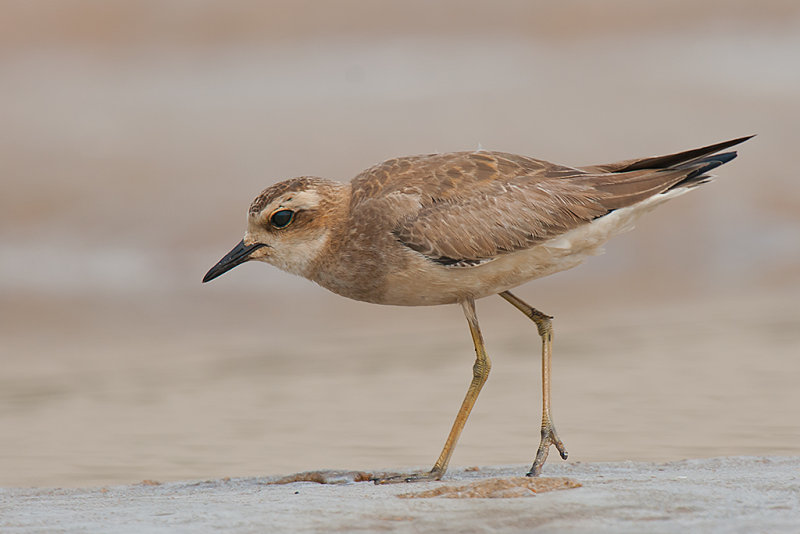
[{"x1": 203, "y1": 135, "x2": 751, "y2": 482}]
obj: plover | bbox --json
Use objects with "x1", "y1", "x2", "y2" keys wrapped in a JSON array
[{"x1": 203, "y1": 136, "x2": 751, "y2": 482}]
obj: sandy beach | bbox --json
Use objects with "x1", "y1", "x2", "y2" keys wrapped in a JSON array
[
  {"x1": 1, "y1": 1, "x2": 799, "y2": 531},
  {"x1": 2, "y1": 287, "x2": 799, "y2": 490},
  {"x1": 3, "y1": 457, "x2": 799, "y2": 532}
]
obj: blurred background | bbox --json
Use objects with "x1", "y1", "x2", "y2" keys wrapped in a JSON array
[{"x1": 1, "y1": 0, "x2": 799, "y2": 487}]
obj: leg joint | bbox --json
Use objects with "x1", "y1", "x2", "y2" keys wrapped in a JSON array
[
  {"x1": 529, "y1": 309, "x2": 553, "y2": 338},
  {"x1": 472, "y1": 358, "x2": 491, "y2": 381}
]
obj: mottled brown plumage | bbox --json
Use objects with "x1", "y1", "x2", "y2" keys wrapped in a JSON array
[
  {"x1": 349, "y1": 137, "x2": 746, "y2": 267},
  {"x1": 204, "y1": 136, "x2": 751, "y2": 482}
]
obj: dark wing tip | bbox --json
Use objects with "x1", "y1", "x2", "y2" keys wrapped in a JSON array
[
  {"x1": 620, "y1": 135, "x2": 755, "y2": 173},
  {"x1": 670, "y1": 149, "x2": 743, "y2": 189}
]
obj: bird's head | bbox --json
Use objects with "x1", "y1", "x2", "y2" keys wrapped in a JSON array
[{"x1": 203, "y1": 176, "x2": 346, "y2": 283}]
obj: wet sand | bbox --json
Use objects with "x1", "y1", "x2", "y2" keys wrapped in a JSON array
[
  {"x1": 2, "y1": 288, "x2": 799, "y2": 489},
  {"x1": 1, "y1": 0, "x2": 799, "y2": 513}
]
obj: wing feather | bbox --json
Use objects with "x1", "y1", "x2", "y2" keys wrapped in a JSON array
[{"x1": 348, "y1": 140, "x2": 746, "y2": 265}]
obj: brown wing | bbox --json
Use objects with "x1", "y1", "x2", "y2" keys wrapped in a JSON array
[{"x1": 350, "y1": 138, "x2": 749, "y2": 264}]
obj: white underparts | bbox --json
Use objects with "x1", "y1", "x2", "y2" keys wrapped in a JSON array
[{"x1": 541, "y1": 186, "x2": 691, "y2": 254}]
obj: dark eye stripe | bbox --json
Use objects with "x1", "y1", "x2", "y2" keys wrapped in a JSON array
[{"x1": 270, "y1": 209, "x2": 295, "y2": 229}]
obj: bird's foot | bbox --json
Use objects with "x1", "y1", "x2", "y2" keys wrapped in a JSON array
[
  {"x1": 371, "y1": 468, "x2": 444, "y2": 485},
  {"x1": 527, "y1": 422, "x2": 568, "y2": 477}
]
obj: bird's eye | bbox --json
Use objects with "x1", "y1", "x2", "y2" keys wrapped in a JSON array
[{"x1": 270, "y1": 209, "x2": 295, "y2": 229}]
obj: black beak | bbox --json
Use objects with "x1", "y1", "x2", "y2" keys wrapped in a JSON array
[{"x1": 202, "y1": 240, "x2": 267, "y2": 283}]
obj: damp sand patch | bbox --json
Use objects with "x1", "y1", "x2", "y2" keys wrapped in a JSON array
[{"x1": 397, "y1": 476, "x2": 580, "y2": 498}]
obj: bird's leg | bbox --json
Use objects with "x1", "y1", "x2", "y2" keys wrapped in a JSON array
[
  {"x1": 499, "y1": 291, "x2": 568, "y2": 477},
  {"x1": 373, "y1": 297, "x2": 491, "y2": 484}
]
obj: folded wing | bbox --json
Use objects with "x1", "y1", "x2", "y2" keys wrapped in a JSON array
[{"x1": 352, "y1": 137, "x2": 750, "y2": 265}]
